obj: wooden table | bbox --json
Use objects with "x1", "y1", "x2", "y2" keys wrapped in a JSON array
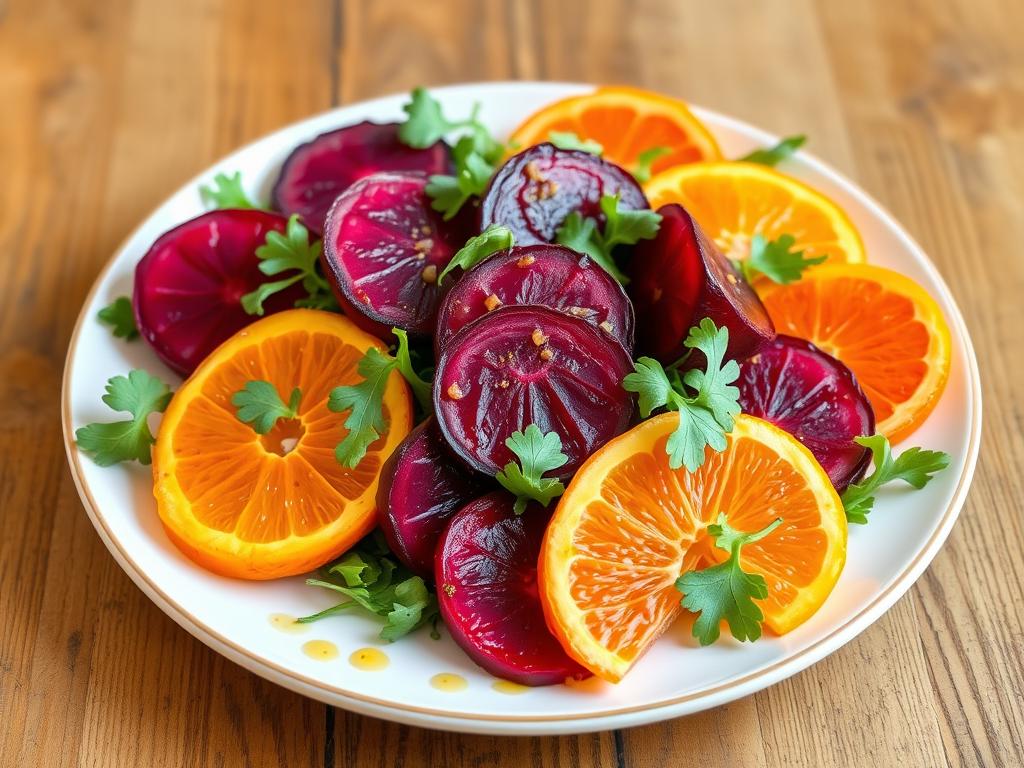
[{"x1": 2, "y1": 0, "x2": 1022, "y2": 765}]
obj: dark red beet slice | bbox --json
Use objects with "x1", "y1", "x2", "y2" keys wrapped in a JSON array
[
  {"x1": 738, "y1": 335, "x2": 875, "y2": 492},
  {"x1": 436, "y1": 492, "x2": 590, "y2": 686},
  {"x1": 271, "y1": 122, "x2": 451, "y2": 236},
  {"x1": 321, "y1": 172, "x2": 471, "y2": 339},
  {"x1": 433, "y1": 305, "x2": 634, "y2": 477},
  {"x1": 376, "y1": 418, "x2": 491, "y2": 578},
  {"x1": 133, "y1": 209, "x2": 304, "y2": 376},
  {"x1": 627, "y1": 203, "x2": 775, "y2": 363},
  {"x1": 434, "y1": 244, "x2": 635, "y2": 354},
  {"x1": 479, "y1": 143, "x2": 649, "y2": 245}
]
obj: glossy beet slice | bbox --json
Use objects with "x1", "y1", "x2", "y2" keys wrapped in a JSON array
[
  {"x1": 434, "y1": 305, "x2": 634, "y2": 477},
  {"x1": 627, "y1": 203, "x2": 775, "y2": 363},
  {"x1": 376, "y1": 418, "x2": 491, "y2": 578},
  {"x1": 738, "y1": 335, "x2": 875, "y2": 492},
  {"x1": 436, "y1": 492, "x2": 590, "y2": 686},
  {"x1": 133, "y1": 209, "x2": 304, "y2": 376},
  {"x1": 479, "y1": 143, "x2": 649, "y2": 245},
  {"x1": 434, "y1": 244, "x2": 635, "y2": 354},
  {"x1": 271, "y1": 122, "x2": 451, "y2": 236},
  {"x1": 321, "y1": 172, "x2": 471, "y2": 338}
]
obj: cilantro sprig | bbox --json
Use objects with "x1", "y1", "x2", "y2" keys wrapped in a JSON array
[
  {"x1": 841, "y1": 435, "x2": 951, "y2": 524},
  {"x1": 199, "y1": 171, "x2": 260, "y2": 210},
  {"x1": 548, "y1": 131, "x2": 603, "y2": 155},
  {"x1": 738, "y1": 135, "x2": 806, "y2": 167},
  {"x1": 737, "y1": 233, "x2": 826, "y2": 285},
  {"x1": 495, "y1": 425, "x2": 569, "y2": 515},
  {"x1": 555, "y1": 193, "x2": 662, "y2": 283},
  {"x1": 231, "y1": 381, "x2": 301, "y2": 435},
  {"x1": 241, "y1": 215, "x2": 337, "y2": 316},
  {"x1": 97, "y1": 296, "x2": 139, "y2": 340},
  {"x1": 300, "y1": 531, "x2": 438, "y2": 642},
  {"x1": 75, "y1": 370, "x2": 173, "y2": 466},
  {"x1": 437, "y1": 224, "x2": 515, "y2": 286},
  {"x1": 631, "y1": 146, "x2": 672, "y2": 183},
  {"x1": 622, "y1": 318, "x2": 741, "y2": 472},
  {"x1": 676, "y1": 513, "x2": 783, "y2": 645}
]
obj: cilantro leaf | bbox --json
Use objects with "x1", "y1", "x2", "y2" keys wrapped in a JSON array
[
  {"x1": 622, "y1": 319, "x2": 740, "y2": 472},
  {"x1": 676, "y1": 514, "x2": 783, "y2": 645},
  {"x1": 231, "y1": 381, "x2": 301, "y2": 435},
  {"x1": 495, "y1": 425, "x2": 569, "y2": 515},
  {"x1": 75, "y1": 370, "x2": 172, "y2": 466},
  {"x1": 241, "y1": 215, "x2": 337, "y2": 316},
  {"x1": 436, "y1": 224, "x2": 515, "y2": 285},
  {"x1": 631, "y1": 146, "x2": 672, "y2": 183},
  {"x1": 199, "y1": 171, "x2": 260, "y2": 210},
  {"x1": 398, "y1": 87, "x2": 457, "y2": 147},
  {"x1": 391, "y1": 328, "x2": 433, "y2": 415},
  {"x1": 97, "y1": 296, "x2": 139, "y2": 340},
  {"x1": 738, "y1": 234, "x2": 826, "y2": 284},
  {"x1": 328, "y1": 348, "x2": 398, "y2": 468},
  {"x1": 738, "y1": 135, "x2": 806, "y2": 167},
  {"x1": 548, "y1": 131, "x2": 603, "y2": 154},
  {"x1": 555, "y1": 194, "x2": 662, "y2": 284},
  {"x1": 841, "y1": 435, "x2": 951, "y2": 524}
]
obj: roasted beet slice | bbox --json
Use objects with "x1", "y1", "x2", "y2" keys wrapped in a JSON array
[
  {"x1": 627, "y1": 203, "x2": 775, "y2": 363},
  {"x1": 738, "y1": 335, "x2": 875, "y2": 492},
  {"x1": 133, "y1": 209, "x2": 304, "y2": 376},
  {"x1": 434, "y1": 244, "x2": 635, "y2": 354},
  {"x1": 436, "y1": 492, "x2": 590, "y2": 686},
  {"x1": 434, "y1": 305, "x2": 634, "y2": 477},
  {"x1": 479, "y1": 143, "x2": 649, "y2": 245},
  {"x1": 376, "y1": 419, "x2": 491, "y2": 578},
  {"x1": 321, "y1": 172, "x2": 471, "y2": 339},
  {"x1": 271, "y1": 122, "x2": 451, "y2": 236}
]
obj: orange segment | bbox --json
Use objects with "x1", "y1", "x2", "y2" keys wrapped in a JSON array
[
  {"x1": 153, "y1": 309, "x2": 412, "y2": 579},
  {"x1": 509, "y1": 86, "x2": 722, "y2": 176},
  {"x1": 643, "y1": 162, "x2": 866, "y2": 268},
  {"x1": 757, "y1": 264, "x2": 951, "y2": 443},
  {"x1": 540, "y1": 414, "x2": 846, "y2": 682}
]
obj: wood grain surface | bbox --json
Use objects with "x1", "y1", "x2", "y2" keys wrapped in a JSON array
[{"x1": 1, "y1": 0, "x2": 1021, "y2": 765}]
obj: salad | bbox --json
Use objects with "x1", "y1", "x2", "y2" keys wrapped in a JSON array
[{"x1": 77, "y1": 86, "x2": 953, "y2": 686}]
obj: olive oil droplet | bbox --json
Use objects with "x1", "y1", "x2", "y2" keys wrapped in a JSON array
[
  {"x1": 430, "y1": 673, "x2": 468, "y2": 692},
  {"x1": 302, "y1": 640, "x2": 339, "y2": 661},
  {"x1": 268, "y1": 613, "x2": 309, "y2": 634},
  {"x1": 491, "y1": 680, "x2": 529, "y2": 695},
  {"x1": 349, "y1": 647, "x2": 389, "y2": 671}
]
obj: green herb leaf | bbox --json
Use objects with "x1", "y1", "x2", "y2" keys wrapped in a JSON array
[
  {"x1": 738, "y1": 135, "x2": 806, "y2": 167},
  {"x1": 841, "y1": 435, "x2": 951, "y2": 524},
  {"x1": 97, "y1": 296, "x2": 139, "y2": 340},
  {"x1": 75, "y1": 370, "x2": 172, "y2": 466},
  {"x1": 231, "y1": 381, "x2": 301, "y2": 435},
  {"x1": 391, "y1": 328, "x2": 433, "y2": 415},
  {"x1": 548, "y1": 130, "x2": 603, "y2": 154},
  {"x1": 676, "y1": 513, "x2": 783, "y2": 645},
  {"x1": 328, "y1": 347, "x2": 399, "y2": 468},
  {"x1": 495, "y1": 425, "x2": 569, "y2": 515},
  {"x1": 436, "y1": 225, "x2": 515, "y2": 285},
  {"x1": 398, "y1": 87, "x2": 457, "y2": 147},
  {"x1": 241, "y1": 215, "x2": 336, "y2": 316},
  {"x1": 631, "y1": 146, "x2": 672, "y2": 183},
  {"x1": 739, "y1": 233, "x2": 826, "y2": 284},
  {"x1": 199, "y1": 171, "x2": 260, "y2": 210}
]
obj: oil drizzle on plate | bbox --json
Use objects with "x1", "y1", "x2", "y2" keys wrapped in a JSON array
[
  {"x1": 268, "y1": 613, "x2": 309, "y2": 634},
  {"x1": 430, "y1": 673, "x2": 468, "y2": 692},
  {"x1": 302, "y1": 639, "x2": 339, "y2": 661},
  {"x1": 491, "y1": 680, "x2": 529, "y2": 695},
  {"x1": 349, "y1": 647, "x2": 389, "y2": 671}
]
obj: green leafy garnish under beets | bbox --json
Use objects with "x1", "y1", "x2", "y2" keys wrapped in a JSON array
[
  {"x1": 75, "y1": 370, "x2": 172, "y2": 466},
  {"x1": 231, "y1": 381, "x2": 301, "y2": 435},
  {"x1": 436, "y1": 224, "x2": 515, "y2": 286},
  {"x1": 97, "y1": 296, "x2": 139, "y2": 341},
  {"x1": 738, "y1": 135, "x2": 806, "y2": 167},
  {"x1": 738, "y1": 233, "x2": 827, "y2": 285},
  {"x1": 495, "y1": 425, "x2": 569, "y2": 515},
  {"x1": 548, "y1": 130, "x2": 604, "y2": 155},
  {"x1": 199, "y1": 171, "x2": 261, "y2": 210}
]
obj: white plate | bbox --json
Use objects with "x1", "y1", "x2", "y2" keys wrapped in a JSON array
[{"x1": 62, "y1": 82, "x2": 982, "y2": 735}]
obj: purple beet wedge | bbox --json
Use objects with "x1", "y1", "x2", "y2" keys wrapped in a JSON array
[
  {"x1": 321, "y1": 172, "x2": 472, "y2": 339},
  {"x1": 271, "y1": 121, "x2": 451, "y2": 236},
  {"x1": 133, "y1": 209, "x2": 304, "y2": 376},
  {"x1": 479, "y1": 143, "x2": 649, "y2": 245},
  {"x1": 433, "y1": 305, "x2": 634, "y2": 477},
  {"x1": 376, "y1": 418, "x2": 491, "y2": 578},
  {"x1": 627, "y1": 203, "x2": 775, "y2": 363},
  {"x1": 434, "y1": 244, "x2": 635, "y2": 354},
  {"x1": 738, "y1": 334, "x2": 876, "y2": 492},
  {"x1": 436, "y1": 492, "x2": 590, "y2": 686}
]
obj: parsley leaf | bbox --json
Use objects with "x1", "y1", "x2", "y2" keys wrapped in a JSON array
[
  {"x1": 97, "y1": 296, "x2": 139, "y2": 340},
  {"x1": 738, "y1": 135, "x2": 806, "y2": 167},
  {"x1": 548, "y1": 130, "x2": 603, "y2": 154},
  {"x1": 397, "y1": 87, "x2": 456, "y2": 147},
  {"x1": 738, "y1": 233, "x2": 826, "y2": 284},
  {"x1": 300, "y1": 531, "x2": 439, "y2": 642},
  {"x1": 676, "y1": 514, "x2": 783, "y2": 645},
  {"x1": 75, "y1": 370, "x2": 172, "y2": 466},
  {"x1": 328, "y1": 348, "x2": 398, "y2": 468},
  {"x1": 555, "y1": 193, "x2": 662, "y2": 284},
  {"x1": 495, "y1": 425, "x2": 569, "y2": 515},
  {"x1": 622, "y1": 318, "x2": 740, "y2": 472},
  {"x1": 841, "y1": 435, "x2": 951, "y2": 524},
  {"x1": 241, "y1": 215, "x2": 337, "y2": 316},
  {"x1": 199, "y1": 171, "x2": 260, "y2": 210},
  {"x1": 231, "y1": 381, "x2": 301, "y2": 435},
  {"x1": 391, "y1": 328, "x2": 433, "y2": 415},
  {"x1": 437, "y1": 224, "x2": 515, "y2": 285},
  {"x1": 631, "y1": 146, "x2": 672, "y2": 183}
]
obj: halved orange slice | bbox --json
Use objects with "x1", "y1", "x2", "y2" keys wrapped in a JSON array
[
  {"x1": 757, "y1": 263, "x2": 951, "y2": 443},
  {"x1": 153, "y1": 309, "x2": 412, "y2": 579},
  {"x1": 539, "y1": 413, "x2": 846, "y2": 682}
]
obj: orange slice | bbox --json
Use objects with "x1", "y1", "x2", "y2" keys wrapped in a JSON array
[
  {"x1": 757, "y1": 264, "x2": 951, "y2": 443},
  {"x1": 643, "y1": 162, "x2": 866, "y2": 268},
  {"x1": 508, "y1": 86, "x2": 722, "y2": 176},
  {"x1": 539, "y1": 413, "x2": 846, "y2": 682},
  {"x1": 153, "y1": 309, "x2": 412, "y2": 579}
]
